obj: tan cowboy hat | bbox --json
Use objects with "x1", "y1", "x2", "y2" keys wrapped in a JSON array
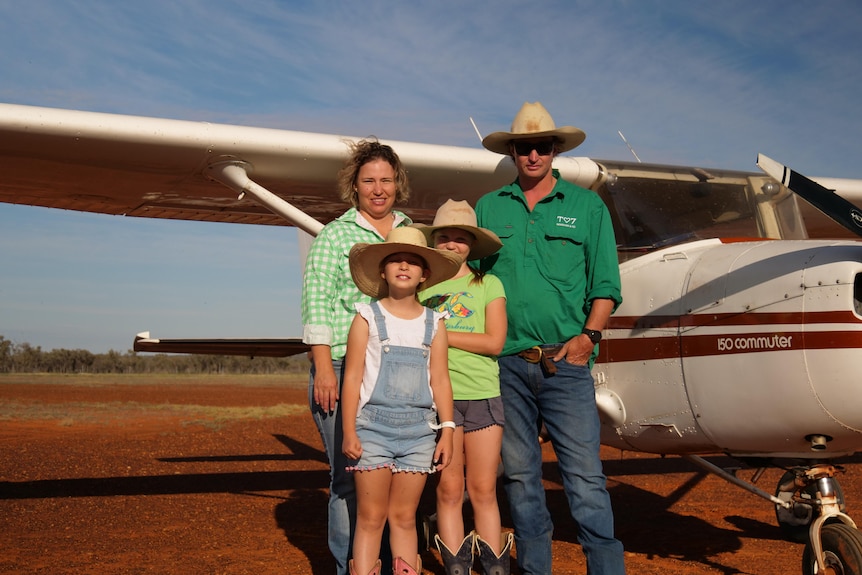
[
  {"x1": 482, "y1": 101, "x2": 586, "y2": 155},
  {"x1": 415, "y1": 199, "x2": 502, "y2": 260},
  {"x1": 349, "y1": 226, "x2": 463, "y2": 298}
]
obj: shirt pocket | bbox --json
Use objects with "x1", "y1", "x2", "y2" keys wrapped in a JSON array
[
  {"x1": 485, "y1": 223, "x2": 514, "y2": 244},
  {"x1": 540, "y1": 226, "x2": 587, "y2": 286},
  {"x1": 482, "y1": 224, "x2": 516, "y2": 267}
]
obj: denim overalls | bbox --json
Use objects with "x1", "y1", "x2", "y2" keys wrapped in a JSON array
[{"x1": 351, "y1": 301, "x2": 439, "y2": 473}]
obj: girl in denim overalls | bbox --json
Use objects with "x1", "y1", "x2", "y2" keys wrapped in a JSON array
[{"x1": 341, "y1": 227, "x2": 461, "y2": 575}]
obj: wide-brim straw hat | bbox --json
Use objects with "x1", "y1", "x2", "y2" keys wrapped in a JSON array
[
  {"x1": 415, "y1": 199, "x2": 502, "y2": 260},
  {"x1": 349, "y1": 226, "x2": 463, "y2": 299},
  {"x1": 482, "y1": 101, "x2": 586, "y2": 155}
]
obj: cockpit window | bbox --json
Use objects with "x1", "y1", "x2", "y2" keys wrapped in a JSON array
[{"x1": 594, "y1": 160, "x2": 761, "y2": 259}]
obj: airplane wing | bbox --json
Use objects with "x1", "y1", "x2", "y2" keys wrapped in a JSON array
[{"x1": 0, "y1": 103, "x2": 604, "y2": 230}]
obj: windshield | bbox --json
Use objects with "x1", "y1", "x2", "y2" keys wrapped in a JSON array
[{"x1": 593, "y1": 160, "x2": 805, "y2": 261}]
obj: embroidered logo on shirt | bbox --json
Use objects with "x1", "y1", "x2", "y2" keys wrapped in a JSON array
[{"x1": 557, "y1": 215, "x2": 577, "y2": 229}]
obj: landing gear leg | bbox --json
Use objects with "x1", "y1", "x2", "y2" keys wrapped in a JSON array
[{"x1": 776, "y1": 465, "x2": 847, "y2": 542}]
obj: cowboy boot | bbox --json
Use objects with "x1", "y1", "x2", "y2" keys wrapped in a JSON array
[
  {"x1": 475, "y1": 532, "x2": 513, "y2": 575},
  {"x1": 392, "y1": 555, "x2": 422, "y2": 575},
  {"x1": 434, "y1": 531, "x2": 475, "y2": 575},
  {"x1": 349, "y1": 559, "x2": 382, "y2": 575}
]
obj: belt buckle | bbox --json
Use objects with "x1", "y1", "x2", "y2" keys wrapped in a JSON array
[{"x1": 525, "y1": 345, "x2": 543, "y2": 364}]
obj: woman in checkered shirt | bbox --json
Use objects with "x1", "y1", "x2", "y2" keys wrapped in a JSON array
[{"x1": 301, "y1": 138, "x2": 413, "y2": 575}]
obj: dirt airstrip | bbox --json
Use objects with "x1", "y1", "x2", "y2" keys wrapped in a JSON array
[{"x1": 1, "y1": 374, "x2": 860, "y2": 574}]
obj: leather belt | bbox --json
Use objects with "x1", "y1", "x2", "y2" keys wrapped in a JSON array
[{"x1": 517, "y1": 345, "x2": 563, "y2": 375}]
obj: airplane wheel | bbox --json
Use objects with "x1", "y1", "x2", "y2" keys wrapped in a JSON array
[
  {"x1": 802, "y1": 523, "x2": 862, "y2": 575},
  {"x1": 775, "y1": 470, "x2": 846, "y2": 542}
]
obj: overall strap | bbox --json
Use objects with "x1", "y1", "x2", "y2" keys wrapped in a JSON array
[
  {"x1": 369, "y1": 301, "x2": 389, "y2": 342},
  {"x1": 422, "y1": 307, "x2": 435, "y2": 348}
]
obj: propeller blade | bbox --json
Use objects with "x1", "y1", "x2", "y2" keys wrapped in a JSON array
[{"x1": 757, "y1": 153, "x2": 862, "y2": 238}]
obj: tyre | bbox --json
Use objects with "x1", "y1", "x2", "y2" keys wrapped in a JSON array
[{"x1": 802, "y1": 523, "x2": 862, "y2": 575}]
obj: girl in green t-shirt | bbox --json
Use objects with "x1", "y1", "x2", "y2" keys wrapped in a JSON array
[{"x1": 417, "y1": 200, "x2": 512, "y2": 575}]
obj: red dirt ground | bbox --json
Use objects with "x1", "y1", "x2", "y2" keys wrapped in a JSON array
[{"x1": 1, "y1": 375, "x2": 860, "y2": 574}]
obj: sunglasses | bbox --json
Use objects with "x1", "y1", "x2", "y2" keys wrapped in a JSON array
[{"x1": 513, "y1": 141, "x2": 555, "y2": 156}]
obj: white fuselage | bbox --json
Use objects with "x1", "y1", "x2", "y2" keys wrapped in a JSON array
[{"x1": 596, "y1": 238, "x2": 862, "y2": 459}]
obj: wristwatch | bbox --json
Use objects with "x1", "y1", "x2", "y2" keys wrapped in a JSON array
[{"x1": 581, "y1": 328, "x2": 602, "y2": 344}]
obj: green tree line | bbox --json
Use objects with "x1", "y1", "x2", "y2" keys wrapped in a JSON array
[{"x1": 0, "y1": 336, "x2": 310, "y2": 375}]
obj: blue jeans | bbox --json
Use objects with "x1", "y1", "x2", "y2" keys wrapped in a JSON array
[
  {"x1": 309, "y1": 359, "x2": 355, "y2": 575},
  {"x1": 499, "y1": 354, "x2": 625, "y2": 575}
]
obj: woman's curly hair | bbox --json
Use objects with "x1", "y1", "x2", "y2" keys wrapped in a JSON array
[{"x1": 336, "y1": 138, "x2": 411, "y2": 207}]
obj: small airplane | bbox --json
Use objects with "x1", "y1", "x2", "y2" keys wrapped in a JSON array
[{"x1": 3, "y1": 102, "x2": 862, "y2": 574}]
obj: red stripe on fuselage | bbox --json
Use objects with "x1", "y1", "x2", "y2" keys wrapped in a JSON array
[{"x1": 597, "y1": 310, "x2": 862, "y2": 363}]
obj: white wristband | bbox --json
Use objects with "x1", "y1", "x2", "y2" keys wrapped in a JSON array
[{"x1": 430, "y1": 420, "x2": 456, "y2": 430}]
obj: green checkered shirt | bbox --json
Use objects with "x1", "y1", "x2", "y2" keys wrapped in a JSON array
[{"x1": 301, "y1": 207, "x2": 411, "y2": 360}]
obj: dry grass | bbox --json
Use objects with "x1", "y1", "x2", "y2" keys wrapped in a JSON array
[
  {"x1": 0, "y1": 373, "x2": 309, "y2": 428},
  {"x1": 0, "y1": 372, "x2": 308, "y2": 387},
  {"x1": 0, "y1": 400, "x2": 306, "y2": 427}
]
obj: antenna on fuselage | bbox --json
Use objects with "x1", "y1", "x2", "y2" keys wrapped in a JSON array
[
  {"x1": 618, "y1": 130, "x2": 642, "y2": 163},
  {"x1": 469, "y1": 117, "x2": 484, "y2": 144}
]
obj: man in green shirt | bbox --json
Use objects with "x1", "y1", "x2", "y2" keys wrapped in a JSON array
[{"x1": 475, "y1": 102, "x2": 625, "y2": 575}]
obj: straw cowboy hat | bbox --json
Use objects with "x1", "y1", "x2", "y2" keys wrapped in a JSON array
[
  {"x1": 481, "y1": 101, "x2": 586, "y2": 155},
  {"x1": 415, "y1": 199, "x2": 503, "y2": 260},
  {"x1": 349, "y1": 226, "x2": 462, "y2": 299}
]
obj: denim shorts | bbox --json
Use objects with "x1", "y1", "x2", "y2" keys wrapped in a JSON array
[
  {"x1": 453, "y1": 396, "x2": 505, "y2": 432},
  {"x1": 348, "y1": 405, "x2": 438, "y2": 474}
]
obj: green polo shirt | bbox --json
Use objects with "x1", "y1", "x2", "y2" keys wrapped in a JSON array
[
  {"x1": 475, "y1": 170, "x2": 621, "y2": 358},
  {"x1": 301, "y1": 207, "x2": 411, "y2": 360}
]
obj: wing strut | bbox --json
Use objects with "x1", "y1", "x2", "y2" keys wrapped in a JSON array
[
  {"x1": 205, "y1": 160, "x2": 324, "y2": 237},
  {"x1": 683, "y1": 455, "x2": 791, "y2": 509}
]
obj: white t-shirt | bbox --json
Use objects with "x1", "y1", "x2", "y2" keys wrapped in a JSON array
[{"x1": 354, "y1": 302, "x2": 445, "y2": 411}]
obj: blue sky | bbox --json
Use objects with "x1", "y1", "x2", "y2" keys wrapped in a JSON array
[{"x1": 1, "y1": 1, "x2": 861, "y2": 353}]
